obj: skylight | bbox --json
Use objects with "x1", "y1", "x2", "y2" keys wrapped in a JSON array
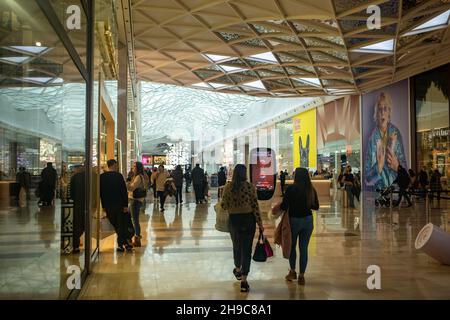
[
  {"x1": 19, "y1": 77, "x2": 53, "y2": 84},
  {"x1": 8, "y1": 46, "x2": 49, "y2": 55},
  {"x1": 294, "y1": 78, "x2": 321, "y2": 87},
  {"x1": 192, "y1": 82, "x2": 210, "y2": 88},
  {"x1": 248, "y1": 52, "x2": 278, "y2": 64},
  {"x1": 220, "y1": 65, "x2": 246, "y2": 73},
  {"x1": 203, "y1": 53, "x2": 233, "y2": 63},
  {"x1": 242, "y1": 80, "x2": 266, "y2": 90},
  {"x1": 402, "y1": 9, "x2": 450, "y2": 36},
  {"x1": 352, "y1": 39, "x2": 394, "y2": 54},
  {"x1": 0, "y1": 56, "x2": 31, "y2": 64},
  {"x1": 208, "y1": 82, "x2": 228, "y2": 89}
]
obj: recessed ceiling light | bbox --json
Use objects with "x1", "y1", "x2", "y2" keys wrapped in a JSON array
[
  {"x1": 248, "y1": 51, "x2": 278, "y2": 64},
  {"x1": 203, "y1": 53, "x2": 234, "y2": 63},
  {"x1": 220, "y1": 65, "x2": 246, "y2": 73},
  {"x1": 352, "y1": 39, "x2": 394, "y2": 54},
  {"x1": 294, "y1": 77, "x2": 321, "y2": 87},
  {"x1": 402, "y1": 9, "x2": 450, "y2": 36},
  {"x1": 242, "y1": 80, "x2": 266, "y2": 90}
]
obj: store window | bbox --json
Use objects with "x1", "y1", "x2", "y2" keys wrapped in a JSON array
[{"x1": 414, "y1": 64, "x2": 449, "y2": 190}]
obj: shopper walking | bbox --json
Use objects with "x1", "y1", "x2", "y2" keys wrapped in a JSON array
[
  {"x1": 16, "y1": 166, "x2": 31, "y2": 207},
  {"x1": 155, "y1": 164, "x2": 170, "y2": 211},
  {"x1": 100, "y1": 159, "x2": 133, "y2": 252},
  {"x1": 281, "y1": 167, "x2": 319, "y2": 285},
  {"x1": 150, "y1": 167, "x2": 158, "y2": 200},
  {"x1": 39, "y1": 162, "x2": 57, "y2": 206},
  {"x1": 394, "y1": 165, "x2": 412, "y2": 207},
  {"x1": 418, "y1": 167, "x2": 429, "y2": 198},
  {"x1": 191, "y1": 164, "x2": 205, "y2": 204},
  {"x1": 171, "y1": 165, "x2": 184, "y2": 205},
  {"x1": 217, "y1": 167, "x2": 227, "y2": 198},
  {"x1": 70, "y1": 165, "x2": 85, "y2": 254},
  {"x1": 127, "y1": 161, "x2": 148, "y2": 247},
  {"x1": 221, "y1": 164, "x2": 264, "y2": 293},
  {"x1": 280, "y1": 170, "x2": 286, "y2": 196},
  {"x1": 342, "y1": 165, "x2": 356, "y2": 208},
  {"x1": 430, "y1": 169, "x2": 442, "y2": 201}
]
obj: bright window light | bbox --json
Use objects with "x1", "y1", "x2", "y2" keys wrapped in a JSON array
[
  {"x1": 352, "y1": 39, "x2": 394, "y2": 54},
  {"x1": 248, "y1": 51, "x2": 278, "y2": 64},
  {"x1": 51, "y1": 78, "x2": 64, "y2": 84},
  {"x1": 203, "y1": 53, "x2": 233, "y2": 62},
  {"x1": 192, "y1": 82, "x2": 210, "y2": 88},
  {"x1": 8, "y1": 46, "x2": 49, "y2": 55},
  {"x1": 0, "y1": 56, "x2": 30, "y2": 64},
  {"x1": 403, "y1": 9, "x2": 450, "y2": 36},
  {"x1": 220, "y1": 65, "x2": 246, "y2": 73},
  {"x1": 208, "y1": 82, "x2": 228, "y2": 89},
  {"x1": 243, "y1": 80, "x2": 266, "y2": 90},
  {"x1": 294, "y1": 77, "x2": 321, "y2": 87}
]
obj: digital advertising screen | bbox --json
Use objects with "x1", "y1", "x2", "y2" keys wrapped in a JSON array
[{"x1": 249, "y1": 147, "x2": 277, "y2": 201}]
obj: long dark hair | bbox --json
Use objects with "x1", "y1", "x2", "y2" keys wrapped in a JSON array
[
  {"x1": 293, "y1": 167, "x2": 314, "y2": 208},
  {"x1": 231, "y1": 164, "x2": 247, "y2": 193},
  {"x1": 135, "y1": 162, "x2": 144, "y2": 176}
]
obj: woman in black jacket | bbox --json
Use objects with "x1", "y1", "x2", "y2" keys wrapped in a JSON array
[{"x1": 280, "y1": 167, "x2": 319, "y2": 285}]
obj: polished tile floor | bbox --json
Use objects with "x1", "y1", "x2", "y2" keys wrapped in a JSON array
[{"x1": 80, "y1": 190, "x2": 450, "y2": 300}]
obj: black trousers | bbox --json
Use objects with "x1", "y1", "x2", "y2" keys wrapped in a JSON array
[
  {"x1": 229, "y1": 213, "x2": 256, "y2": 276},
  {"x1": 175, "y1": 186, "x2": 183, "y2": 203},
  {"x1": 281, "y1": 182, "x2": 285, "y2": 195},
  {"x1": 157, "y1": 191, "x2": 167, "y2": 209},
  {"x1": 152, "y1": 184, "x2": 157, "y2": 198},
  {"x1": 398, "y1": 188, "x2": 412, "y2": 206},
  {"x1": 73, "y1": 206, "x2": 85, "y2": 249},
  {"x1": 193, "y1": 184, "x2": 204, "y2": 203},
  {"x1": 106, "y1": 205, "x2": 130, "y2": 247}
]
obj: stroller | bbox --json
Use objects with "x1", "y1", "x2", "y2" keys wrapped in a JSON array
[{"x1": 375, "y1": 184, "x2": 395, "y2": 207}]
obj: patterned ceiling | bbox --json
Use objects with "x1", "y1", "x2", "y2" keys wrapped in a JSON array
[{"x1": 130, "y1": 0, "x2": 450, "y2": 97}]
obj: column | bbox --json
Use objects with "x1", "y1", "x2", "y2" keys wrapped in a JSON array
[{"x1": 117, "y1": 43, "x2": 128, "y2": 176}]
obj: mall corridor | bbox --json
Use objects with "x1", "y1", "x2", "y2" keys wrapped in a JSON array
[{"x1": 78, "y1": 190, "x2": 450, "y2": 300}]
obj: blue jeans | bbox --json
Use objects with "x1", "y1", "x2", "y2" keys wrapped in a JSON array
[
  {"x1": 289, "y1": 215, "x2": 314, "y2": 273},
  {"x1": 129, "y1": 199, "x2": 143, "y2": 237}
]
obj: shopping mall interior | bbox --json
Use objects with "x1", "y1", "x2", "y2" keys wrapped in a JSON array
[{"x1": 0, "y1": 0, "x2": 449, "y2": 300}]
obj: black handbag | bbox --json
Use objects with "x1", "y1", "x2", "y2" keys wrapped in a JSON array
[
  {"x1": 252, "y1": 232, "x2": 268, "y2": 262},
  {"x1": 132, "y1": 175, "x2": 147, "y2": 198}
]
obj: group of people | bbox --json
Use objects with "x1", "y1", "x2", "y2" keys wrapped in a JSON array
[{"x1": 338, "y1": 165, "x2": 361, "y2": 209}]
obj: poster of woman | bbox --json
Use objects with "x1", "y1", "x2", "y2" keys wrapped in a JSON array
[{"x1": 362, "y1": 80, "x2": 410, "y2": 192}]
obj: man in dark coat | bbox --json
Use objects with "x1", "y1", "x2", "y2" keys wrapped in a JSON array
[
  {"x1": 39, "y1": 162, "x2": 57, "y2": 206},
  {"x1": 394, "y1": 165, "x2": 412, "y2": 207},
  {"x1": 100, "y1": 159, "x2": 133, "y2": 252},
  {"x1": 70, "y1": 165, "x2": 85, "y2": 253},
  {"x1": 191, "y1": 164, "x2": 205, "y2": 204}
]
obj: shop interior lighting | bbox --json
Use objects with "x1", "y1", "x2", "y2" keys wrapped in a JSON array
[
  {"x1": 402, "y1": 10, "x2": 450, "y2": 36},
  {"x1": 294, "y1": 77, "x2": 322, "y2": 87},
  {"x1": 352, "y1": 39, "x2": 394, "y2": 54},
  {"x1": 192, "y1": 82, "x2": 210, "y2": 88},
  {"x1": 208, "y1": 82, "x2": 228, "y2": 89},
  {"x1": 248, "y1": 51, "x2": 278, "y2": 64}
]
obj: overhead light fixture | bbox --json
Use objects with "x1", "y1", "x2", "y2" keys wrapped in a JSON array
[
  {"x1": 192, "y1": 82, "x2": 210, "y2": 88},
  {"x1": 294, "y1": 77, "x2": 321, "y2": 87},
  {"x1": 402, "y1": 9, "x2": 450, "y2": 36},
  {"x1": 8, "y1": 45, "x2": 49, "y2": 55},
  {"x1": 35, "y1": 42, "x2": 42, "y2": 47},
  {"x1": 242, "y1": 80, "x2": 266, "y2": 90},
  {"x1": 219, "y1": 65, "x2": 246, "y2": 73},
  {"x1": 208, "y1": 82, "x2": 228, "y2": 89},
  {"x1": 248, "y1": 51, "x2": 278, "y2": 64},
  {"x1": 0, "y1": 56, "x2": 31, "y2": 64},
  {"x1": 351, "y1": 39, "x2": 394, "y2": 54},
  {"x1": 203, "y1": 53, "x2": 234, "y2": 63}
]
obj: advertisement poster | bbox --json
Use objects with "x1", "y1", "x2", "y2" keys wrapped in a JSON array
[
  {"x1": 141, "y1": 154, "x2": 152, "y2": 166},
  {"x1": 249, "y1": 148, "x2": 276, "y2": 201},
  {"x1": 362, "y1": 80, "x2": 410, "y2": 191},
  {"x1": 293, "y1": 108, "x2": 316, "y2": 170}
]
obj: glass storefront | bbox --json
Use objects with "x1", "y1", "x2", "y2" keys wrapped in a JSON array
[{"x1": 414, "y1": 64, "x2": 449, "y2": 190}]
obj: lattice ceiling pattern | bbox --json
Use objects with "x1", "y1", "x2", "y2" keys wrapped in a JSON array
[
  {"x1": 140, "y1": 81, "x2": 266, "y2": 142},
  {"x1": 131, "y1": 0, "x2": 450, "y2": 97}
]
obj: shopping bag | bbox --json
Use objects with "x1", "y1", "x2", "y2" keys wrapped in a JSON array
[
  {"x1": 252, "y1": 232, "x2": 267, "y2": 262},
  {"x1": 214, "y1": 202, "x2": 229, "y2": 233},
  {"x1": 264, "y1": 237, "x2": 274, "y2": 258}
]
